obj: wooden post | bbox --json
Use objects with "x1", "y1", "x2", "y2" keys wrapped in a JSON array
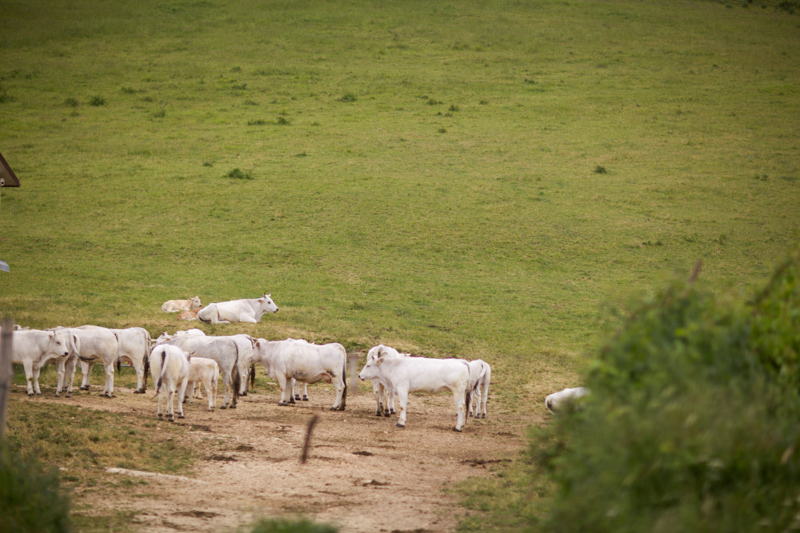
[{"x1": 0, "y1": 319, "x2": 14, "y2": 442}]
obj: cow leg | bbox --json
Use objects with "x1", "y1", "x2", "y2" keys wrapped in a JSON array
[
  {"x1": 395, "y1": 388, "x2": 409, "y2": 428},
  {"x1": 103, "y1": 363, "x2": 116, "y2": 398},
  {"x1": 331, "y1": 374, "x2": 346, "y2": 411},
  {"x1": 220, "y1": 371, "x2": 231, "y2": 409},
  {"x1": 210, "y1": 377, "x2": 217, "y2": 411},
  {"x1": 22, "y1": 360, "x2": 35, "y2": 396},
  {"x1": 55, "y1": 358, "x2": 65, "y2": 397},
  {"x1": 65, "y1": 356, "x2": 77, "y2": 395},
  {"x1": 133, "y1": 358, "x2": 145, "y2": 394},
  {"x1": 453, "y1": 388, "x2": 466, "y2": 432},
  {"x1": 481, "y1": 382, "x2": 489, "y2": 418},
  {"x1": 157, "y1": 388, "x2": 164, "y2": 419},
  {"x1": 372, "y1": 382, "x2": 383, "y2": 416},
  {"x1": 32, "y1": 365, "x2": 43, "y2": 395},
  {"x1": 302, "y1": 383, "x2": 309, "y2": 401},
  {"x1": 277, "y1": 376, "x2": 292, "y2": 406},
  {"x1": 167, "y1": 386, "x2": 175, "y2": 421},
  {"x1": 80, "y1": 361, "x2": 93, "y2": 391},
  {"x1": 385, "y1": 386, "x2": 394, "y2": 416},
  {"x1": 177, "y1": 378, "x2": 188, "y2": 419},
  {"x1": 204, "y1": 376, "x2": 215, "y2": 411}
]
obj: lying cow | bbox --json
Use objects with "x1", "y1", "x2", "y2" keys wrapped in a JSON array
[
  {"x1": 8, "y1": 329, "x2": 71, "y2": 396},
  {"x1": 364, "y1": 344, "x2": 410, "y2": 417},
  {"x1": 198, "y1": 293, "x2": 278, "y2": 324},
  {"x1": 178, "y1": 308, "x2": 202, "y2": 321},
  {"x1": 253, "y1": 338, "x2": 347, "y2": 411},
  {"x1": 358, "y1": 356, "x2": 471, "y2": 431},
  {"x1": 467, "y1": 359, "x2": 491, "y2": 419},
  {"x1": 162, "y1": 296, "x2": 202, "y2": 313},
  {"x1": 185, "y1": 357, "x2": 219, "y2": 411},
  {"x1": 149, "y1": 345, "x2": 191, "y2": 421},
  {"x1": 155, "y1": 333, "x2": 241, "y2": 408},
  {"x1": 545, "y1": 387, "x2": 589, "y2": 414}
]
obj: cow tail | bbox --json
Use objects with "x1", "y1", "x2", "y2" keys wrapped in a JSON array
[
  {"x1": 249, "y1": 360, "x2": 256, "y2": 389},
  {"x1": 341, "y1": 352, "x2": 348, "y2": 406},
  {"x1": 232, "y1": 341, "x2": 241, "y2": 407},
  {"x1": 143, "y1": 331, "x2": 151, "y2": 392},
  {"x1": 114, "y1": 331, "x2": 122, "y2": 373},
  {"x1": 465, "y1": 362, "x2": 472, "y2": 415},
  {"x1": 156, "y1": 348, "x2": 168, "y2": 395}
]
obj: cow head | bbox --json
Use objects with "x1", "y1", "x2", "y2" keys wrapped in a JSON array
[
  {"x1": 358, "y1": 356, "x2": 384, "y2": 381},
  {"x1": 190, "y1": 296, "x2": 202, "y2": 309},
  {"x1": 258, "y1": 293, "x2": 279, "y2": 313},
  {"x1": 48, "y1": 330, "x2": 70, "y2": 357}
]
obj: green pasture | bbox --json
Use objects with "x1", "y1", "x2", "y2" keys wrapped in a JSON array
[{"x1": 1, "y1": 0, "x2": 799, "y2": 529}]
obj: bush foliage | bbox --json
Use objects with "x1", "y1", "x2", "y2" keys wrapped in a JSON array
[
  {"x1": 0, "y1": 446, "x2": 71, "y2": 533},
  {"x1": 532, "y1": 248, "x2": 800, "y2": 532}
]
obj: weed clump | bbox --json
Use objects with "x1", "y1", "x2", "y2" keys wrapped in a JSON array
[
  {"x1": 338, "y1": 93, "x2": 357, "y2": 103},
  {"x1": 63, "y1": 98, "x2": 78, "y2": 107},
  {"x1": 226, "y1": 168, "x2": 252, "y2": 180},
  {"x1": 531, "y1": 249, "x2": 800, "y2": 532},
  {"x1": 593, "y1": 165, "x2": 607, "y2": 174},
  {"x1": 89, "y1": 96, "x2": 105, "y2": 106}
]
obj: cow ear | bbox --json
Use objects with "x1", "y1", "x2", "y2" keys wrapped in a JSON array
[{"x1": 376, "y1": 357, "x2": 384, "y2": 366}]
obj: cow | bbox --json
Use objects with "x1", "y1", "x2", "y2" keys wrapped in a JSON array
[
  {"x1": 178, "y1": 308, "x2": 202, "y2": 321},
  {"x1": 467, "y1": 359, "x2": 491, "y2": 419},
  {"x1": 197, "y1": 293, "x2": 278, "y2": 324},
  {"x1": 154, "y1": 334, "x2": 241, "y2": 409},
  {"x1": 161, "y1": 296, "x2": 202, "y2": 313},
  {"x1": 58, "y1": 326, "x2": 120, "y2": 398},
  {"x1": 112, "y1": 327, "x2": 151, "y2": 394},
  {"x1": 149, "y1": 344, "x2": 191, "y2": 421},
  {"x1": 184, "y1": 357, "x2": 219, "y2": 411},
  {"x1": 46, "y1": 326, "x2": 81, "y2": 398},
  {"x1": 8, "y1": 329, "x2": 71, "y2": 396},
  {"x1": 364, "y1": 344, "x2": 410, "y2": 417},
  {"x1": 252, "y1": 338, "x2": 347, "y2": 411},
  {"x1": 358, "y1": 356, "x2": 471, "y2": 432},
  {"x1": 545, "y1": 387, "x2": 589, "y2": 414}
]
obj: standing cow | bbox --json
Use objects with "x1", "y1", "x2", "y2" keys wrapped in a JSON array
[
  {"x1": 155, "y1": 334, "x2": 241, "y2": 409},
  {"x1": 149, "y1": 345, "x2": 191, "y2": 421},
  {"x1": 364, "y1": 344, "x2": 410, "y2": 417},
  {"x1": 252, "y1": 338, "x2": 347, "y2": 411},
  {"x1": 467, "y1": 359, "x2": 491, "y2": 419},
  {"x1": 57, "y1": 326, "x2": 120, "y2": 398},
  {"x1": 9, "y1": 329, "x2": 71, "y2": 396},
  {"x1": 358, "y1": 356, "x2": 471, "y2": 432},
  {"x1": 197, "y1": 293, "x2": 278, "y2": 324}
]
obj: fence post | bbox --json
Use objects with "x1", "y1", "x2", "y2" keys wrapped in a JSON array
[{"x1": 0, "y1": 318, "x2": 13, "y2": 441}]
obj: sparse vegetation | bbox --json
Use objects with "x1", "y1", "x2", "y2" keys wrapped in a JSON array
[{"x1": 226, "y1": 168, "x2": 252, "y2": 180}]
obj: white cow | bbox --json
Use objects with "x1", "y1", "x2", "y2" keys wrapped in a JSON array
[
  {"x1": 62, "y1": 326, "x2": 120, "y2": 398},
  {"x1": 112, "y1": 327, "x2": 151, "y2": 394},
  {"x1": 545, "y1": 387, "x2": 589, "y2": 414},
  {"x1": 467, "y1": 359, "x2": 491, "y2": 419},
  {"x1": 252, "y1": 338, "x2": 347, "y2": 411},
  {"x1": 197, "y1": 293, "x2": 278, "y2": 324},
  {"x1": 149, "y1": 344, "x2": 191, "y2": 421},
  {"x1": 358, "y1": 356, "x2": 471, "y2": 432},
  {"x1": 161, "y1": 296, "x2": 201, "y2": 313},
  {"x1": 46, "y1": 327, "x2": 81, "y2": 398},
  {"x1": 9, "y1": 329, "x2": 71, "y2": 396},
  {"x1": 185, "y1": 357, "x2": 219, "y2": 411},
  {"x1": 364, "y1": 344, "x2": 410, "y2": 417},
  {"x1": 155, "y1": 334, "x2": 241, "y2": 409}
]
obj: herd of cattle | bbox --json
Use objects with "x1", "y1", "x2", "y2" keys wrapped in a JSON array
[{"x1": 6, "y1": 294, "x2": 506, "y2": 431}]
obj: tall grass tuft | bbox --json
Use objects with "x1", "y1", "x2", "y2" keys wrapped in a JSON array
[
  {"x1": 530, "y1": 249, "x2": 800, "y2": 532},
  {"x1": 0, "y1": 445, "x2": 71, "y2": 533}
]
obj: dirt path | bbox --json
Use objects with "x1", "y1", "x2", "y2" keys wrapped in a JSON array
[{"x1": 41, "y1": 382, "x2": 532, "y2": 532}]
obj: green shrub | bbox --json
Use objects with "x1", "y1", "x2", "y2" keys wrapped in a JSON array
[
  {"x1": 250, "y1": 518, "x2": 338, "y2": 533},
  {"x1": 532, "y1": 249, "x2": 800, "y2": 533},
  {"x1": 0, "y1": 446, "x2": 72, "y2": 533}
]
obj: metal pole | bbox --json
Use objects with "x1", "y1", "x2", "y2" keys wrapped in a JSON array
[{"x1": 0, "y1": 318, "x2": 14, "y2": 442}]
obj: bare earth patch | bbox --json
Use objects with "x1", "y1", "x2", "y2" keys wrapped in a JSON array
[{"x1": 29, "y1": 382, "x2": 533, "y2": 532}]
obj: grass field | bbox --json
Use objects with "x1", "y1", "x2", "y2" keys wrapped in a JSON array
[{"x1": 1, "y1": 0, "x2": 799, "y2": 529}]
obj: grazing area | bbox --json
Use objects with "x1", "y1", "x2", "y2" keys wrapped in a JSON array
[{"x1": 1, "y1": 0, "x2": 799, "y2": 531}]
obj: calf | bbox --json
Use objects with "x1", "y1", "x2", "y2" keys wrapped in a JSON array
[
  {"x1": 253, "y1": 338, "x2": 347, "y2": 411},
  {"x1": 198, "y1": 293, "x2": 278, "y2": 324},
  {"x1": 155, "y1": 334, "x2": 241, "y2": 409},
  {"x1": 467, "y1": 359, "x2": 491, "y2": 419},
  {"x1": 162, "y1": 296, "x2": 201, "y2": 313},
  {"x1": 149, "y1": 345, "x2": 191, "y2": 421},
  {"x1": 9, "y1": 329, "x2": 71, "y2": 396},
  {"x1": 178, "y1": 308, "x2": 202, "y2": 321},
  {"x1": 545, "y1": 387, "x2": 589, "y2": 414},
  {"x1": 185, "y1": 357, "x2": 219, "y2": 411},
  {"x1": 364, "y1": 344, "x2": 409, "y2": 417},
  {"x1": 359, "y1": 356, "x2": 470, "y2": 431}
]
